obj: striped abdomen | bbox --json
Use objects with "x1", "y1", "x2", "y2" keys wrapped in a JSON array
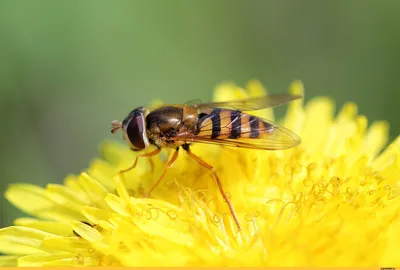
[{"x1": 195, "y1": 109, "x2": 274, "y2": 139}]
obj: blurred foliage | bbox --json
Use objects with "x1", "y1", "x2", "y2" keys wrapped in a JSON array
[{"x1": 1, "y1": 0, "x2": 400, "y2": 227}]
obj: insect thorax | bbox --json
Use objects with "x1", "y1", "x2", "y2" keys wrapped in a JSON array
[{"x1": 145, "y1": 106, "x2": 198, "y2": 148}]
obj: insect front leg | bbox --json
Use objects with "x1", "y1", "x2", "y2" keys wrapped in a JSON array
[
  {"x1": 118, "y1": 148, "x2": 161, "y2": 175},
  {"x1": 182, "y1": 144, "x2": 242, "y2": 231},
  {"x1": 142, "y1": 147, "x2": 180, "y2": 198}
]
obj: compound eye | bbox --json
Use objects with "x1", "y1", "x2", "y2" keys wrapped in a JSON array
[{"x1": 125, "y1": 114, "x2": 147, "y2": 150}]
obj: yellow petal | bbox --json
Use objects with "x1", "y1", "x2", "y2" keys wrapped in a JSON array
[
  {"x1": 0, "y1": 256, "x2": 19, "y2": 266},
  {"x1": 78, "y1": 173, "x2": 109, "y2": 209},
  {"x1": 0, "y1": 226, "x2": 56, "y2": 255},
  {"x1": 301, "y1": 97, "x2": 335, "y2": 153},
  {"x1": 42, "y1": 236, "x2": 89, "y2": 253},
  {"x1": 86, "y1": 159, "x2": 117, "y2": 191},
  {"x1": 18, "y1": 253, "x2": 76, "y2": 267},
  {"x1": 82, "y1": 206, "x2": 111, "y2": 225},
  {"x1": 45, "y1": 184, "x2": 90, "y2": 213},
  {"x1": 104, "y1": 194, "x2": 130, "y2": 217},
  {"x1": 213, "y1": 82, "x2": 246, "y2": 102},
  {"x1": 5, "y1": 184, "x2": 53, "y2": 218},
  {"x1": 283, "y1": 80, "x2": 305, "y2": 133},
  {"x1": 364, "y1": 121, "x2": 389, "y2": 158},
  {"x1": 5, "y1": 184, "x2": 82, "y2": 221},
  {"x1": 13, "y1": 218, "x2": 72, "y2": 237},
  {"x1": 246, "y1": 79, "x2": 274, "y2": 120},
  {"x1": 71, "y1": 221, "x2": 103, "y2": 243}
]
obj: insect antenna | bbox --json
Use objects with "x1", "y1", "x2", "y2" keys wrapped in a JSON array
[{"x1": 111, "y1": 120, "x2": 122, "y2": 134}]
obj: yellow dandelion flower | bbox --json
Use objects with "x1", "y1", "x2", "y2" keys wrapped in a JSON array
[{"x1": 1, "y1": 80, "x2": 400, "y2": 267}]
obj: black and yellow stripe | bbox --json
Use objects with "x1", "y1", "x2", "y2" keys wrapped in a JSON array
[
  {"x1": 196, "y1": 109, "x2": 273, "y2": 139},
  {"x1": 211, "y1": 109, "x2": 221, "y2": 139},
  {"x1": 249, "y1": 115, "x2": 260, "y2": 138},
  {"x1": 229, "y1": 110, "x2": 241, "y2": 139}
]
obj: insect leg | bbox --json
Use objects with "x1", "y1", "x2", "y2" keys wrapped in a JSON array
[
  {"x1": 143, "y1": 147, "x2": 180, "y2": 198},
  {"x1": 183, "y1": 145, "x2": 241, "y2": 231},
  {"x1": 119, "y1": 148, "x2": 161, "y2": 174}
]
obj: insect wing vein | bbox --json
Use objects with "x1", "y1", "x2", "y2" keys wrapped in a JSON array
[
  {"x1": 176, "y1": 111, "x2": 301, "y2": 150},
  {"x1": 191, "y1": 93, "x2": 302, "y2": 111}
]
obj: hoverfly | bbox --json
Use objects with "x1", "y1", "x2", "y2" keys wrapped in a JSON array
[{"x1": 111, "y1": 94, "x2": 302, "y2": 231}]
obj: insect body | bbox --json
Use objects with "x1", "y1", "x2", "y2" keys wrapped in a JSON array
[{"x1": 111, "y1": 94, "x2": 302, "y2": 231}]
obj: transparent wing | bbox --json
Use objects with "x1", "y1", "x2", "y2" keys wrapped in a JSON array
[
  {"x1": 185, "y1": 99, "x2": 203, "y2": 105},
  {"x1": 174, "y1": 112, "x2": 301, "y2": 150},
  {"x1": 191, "y1": 93, "x2": 302, "y2": 112}
]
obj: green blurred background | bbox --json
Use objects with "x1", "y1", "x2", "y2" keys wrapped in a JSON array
[{"x1": 1, "y1": 0, "x2": 399, "y2": 227}]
